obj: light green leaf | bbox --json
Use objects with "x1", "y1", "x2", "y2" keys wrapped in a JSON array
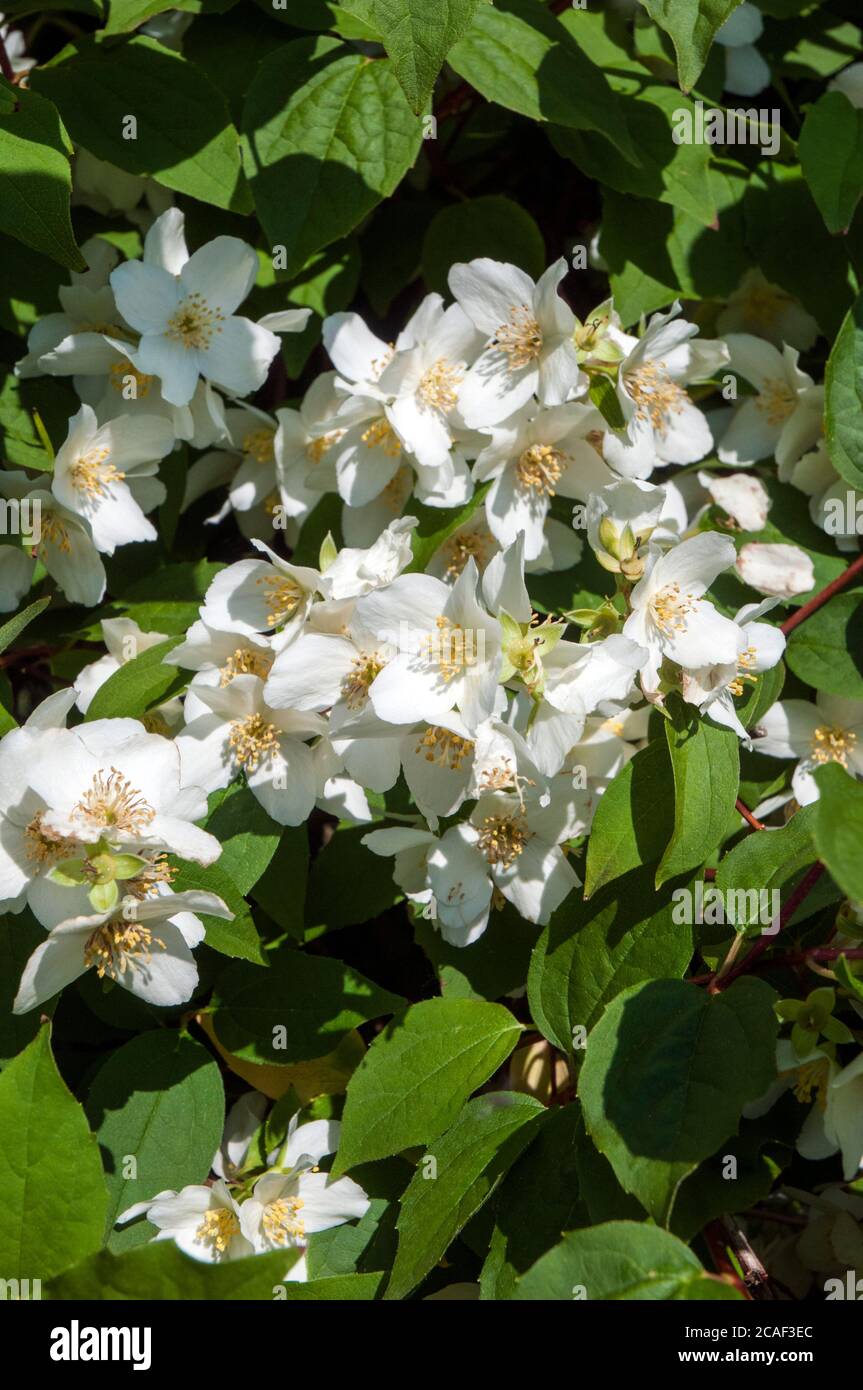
[
  {"x1": 31, "y1": 36, "x2": 248, "y2": 211},
  {"x1": 84, "y1": 637, "x2": 183, "y2": 722},
  {"x1": 513, "y1": 1220, "x2": 741, "y2": 1300},
  {"x1": 201, "y1": 783, "x2": 282, "y2": 897},
  {"x1": 799, "y1": 90, "x2": 863, "y2": 235},
  {"x1": 375, "y1": 0, "x2": 478, "y2": 112},
  {"x1": 448, "y1": 0, "x2": 635, "y2": 161},
  {"x1": 85, "y1": 1031, "x2": 224, "y2": 1251},
  {"x1": 579, "y1": 977, "x2": 778, "y2": 1225},
  {"x1": 637, "y1": 0, "x2": 744, "y2": 92},
  {"x1": 0, "y1": 1028, "x2": 107, "y2": 1280},
  {"x1": 387, "y1": 1092, "x2": 543, "y2": 1299},
  {"x1": 333, "y1": 998, "x2": 523, "y2": 1173},
  {"x1": 715, "y1": 804, "x2": 818, "y2": 923},
  {"x1": 0, "y1": 596, "x2": 50, "y2": 658},
  {"x1": 528, "y1": 868, "x2": 696, "y2": 1052},
  {"x1": 169, "y1": 858, "x2": 265, "y2": 966},
  {"x1": 0, "y1": 76, "x2": 84, "y2": 271},
  {"x1": 657, "y1": 699, "x2": 740, "y2": 887},
  {"x1": 242, "y1": 38, "x2": 423, "y2": 277},
  {"x1": 813, "y1": 764, "x2": 863, "y2": 903},
  {"x1": 212, "y1": 947, "x2": 405, "y2": 1064}
]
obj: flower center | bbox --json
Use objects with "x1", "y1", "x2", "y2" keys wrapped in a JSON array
[
  {"x1": 492, "y1": 305, "x2": 543, "y2": 370},
  {"x1": 243, "y1": 428, "x2": 275, "y2": 464},
  {"x1": 166, "y1": 292, "x2": 224, "y2": 350},
  {"x1": 83, "y1": 920, "x2": 165, "y2": 981},
  {"x1": 74, "y1": 769, "x2": 156, "y2": 836},
  {"x1": 627, "y1": 362, "x2": 687, "y2": 434},
  {"x1": 37, "y1": 513, "x2": 72, "y2": 555},
  {"x1": 70, "y1": 446, "x2": 125, "y2": 498},
  {"x1": 422, "y1": 616, "x2": 481, "y2": 681},
  {"x1": 341, "y1": 652, "x2": 385, "y2": 709},
  {"x1": 810, "y1": 724, "x2": 856, "y2": 767},
  {"x1": 306, "y1": 429, "x2": 345, "y2": 464},
  {"x1": 791, "y1": 1058, "x2": 830, "y2": 1110},
  {"x1": 255, "y1": 574, "x2": 304, "y2": 628},
  {"x1": 219, "y1": 646, "x2": 273, "y2": 686},
  {"x1": 125, "y1": 853, "x2": 177, "y2": 899},
  {"x1": 742, "y1": 283, "x2": 791, "y2": 330},
  {"x1": 516, "y1": 443, "x2": 564, "y2": 496},
  {"x1": 755, "y1": 378, "x2": 796, "y2": 425},
  {"x1": 728, "y1": 645, "x2": 758, "y2": 697},
  {"x1": 229, "y1": 713, "x2": 280, "y2": 771},
  {"x1": 649, "y1": 582, "x2": 696, "y2": 638},
  {"x1": 195, "y1": 1207, "x2": 240, "y2": 1256},
  {"x1": 415, "y1": 725, "x2": 474, "y2": 770},
  {"x1": 24, "y1": 813, "x2": 78, "y2": 865},
  {"x1": 476, "y1": 813, "x2": 530, "y2": 868},
  {"x1": 418, "y1": 358, "x2": 463, "y2": 411},
  {"x1": 442, "y1": 527, "x2": 493, "y2": 580},
  {"x1": 108, "y1": 360, "x2": 153, "y2": 397},
  {"x1": 262, "y1": 1196, "x2": 306, "y2": 1244},
  {"x1": 361, "y1": 417, "x2": 402, "y2": 458}
]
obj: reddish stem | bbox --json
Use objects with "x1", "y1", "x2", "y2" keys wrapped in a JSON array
[
  {"x1": 780, "y1": 551, "x2": 863, "y2": 636},
  {"x1": 715, "y1": 862, "x2": 826, "y2": 991},
  {"x1": 735, "y1": 798, "x2": 766, "y2": 832}
]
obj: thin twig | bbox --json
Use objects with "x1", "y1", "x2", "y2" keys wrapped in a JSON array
[
  {"x1": 715, "y1": 862, "x2": 826, "y2": 991},
  {"x1": 781, "y1": 551, "x2": 863, "y2": 636},
  {"x1": 736, "y1": 797, "x2": 766, "y2": 832}
]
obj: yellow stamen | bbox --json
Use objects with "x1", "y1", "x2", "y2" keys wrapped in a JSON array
[
  {"x1": 493, "y1": 305, "x2": 542, "y2": 370},
  {"x1": 516, "y1": 442, "x2": 564, "y2": 496},
  {"x1": 627, "y1": 361, "x2": 688, "y2": 434},
  {"x1": 83, "y1": 920, "x2": 165, "y2": 981},
  {"x1": 74, "y1": 768, "x2": 155, "y2": 835},
  {"x1": 228, "y1": 713, "x2": 280, "y2": 771},
  {"x1": 195, "y1": 1207, "x2": 240, "y2": 1256},
  {"x1": 418, "y1": 358, "x2": 462, "y2": 411},
  {"x1": 166, "y1": 292, "x2": 224, "y2": 350},
  {"x1": 415, "y1": 726, "x2": 474, "y2": 770},
  {"x1": 476, "y1": 813, "x2": 530, "y2": 868}
]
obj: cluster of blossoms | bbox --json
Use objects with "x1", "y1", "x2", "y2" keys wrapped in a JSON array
[
  {"x1": 8, "y1": 218, "x2": 862, "y2": 950},
  {"x1": 119, "y1": 1105, "x2": 369, "y2": 1274}
]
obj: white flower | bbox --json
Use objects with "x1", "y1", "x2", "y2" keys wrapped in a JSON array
[
  {"x1": 109, "y1": 209, "x2": 284, "y2": 406},
  {"x1": 376, "y1": 293, "x2": 483, "y2": 468},
  {"x1": 699, "y1": 470, "x2": 770, "y2": 532},
  {"x1": 320, "y1": 516, "x2": 417, "y2": 600},
  {"x1": 0, "y1": 475, "x2": 106, "y2": 609},
  {"x1": 51, "y1": 404, "x2": 172, "y2": 554},
  {"x1": 118, "y1": 1180, "x2": 252, "y2": 1263},
  {"x1": 736, "y1": 541, "x2": 814, "y2": 597},
  {"x1": 198, "y1": 541, "x2": 321, "y2": 647},
  {"x1": 586, "y1": 478, "x2": 667, "y2": 576},
  {"x1": 0, "y1": 718, "x2": 220, "y2": 926},
  {"x1": 474, "y1": 402, "x2": 602, "y2": 561},
  {"x1": 717, "y1": 269, "x2": 818, "y2": 353},
  {"x1": 13, "y1": 888, "x2": 232, "y2": 1014},
  {"x1": 448, "y1": 258, "x2": 585, "y2": 427},
  {"x1": 240, "y1": 1118, "x2": 369, "y2": 1254},
  {"x1": 623, "y1": 531, "x2": 741, "y2": 696},
  {"x1": 354, "y1": 560, "x2": 503, "y2": 730},
  {"x1": 680, "y1": 598, "x2": 786, "y2": 740},
  {"x1": 0, "y1": 16, "x2": 34, "y2": 73},
  {"x1": 177, "y1": 673, "x2": 326, "y2": 825},
  {"x1": 752, "y1": 692, "x2": 863, "y2": 805},
  {"x1": 718, "y1": 334, "x2": 814, "y2": 466},
  {"x1": 745, "y1": 1041, "x2": 863, "y2": 1183},
  {"x1": 166, "y1": 620, "x2": 275, "y2": 692},
  {"x1": 714, "y1": 2, "x2": 770, "y2": 96},
  {"x1": 603, "y1": 302, "x2": 728, "y2": 478},
  {"x1": 272, "y1": 373, "x2": 344, "y2": 521},
  {"x1": 16, "y1": 236, "x2": 132, "y2": 381}
]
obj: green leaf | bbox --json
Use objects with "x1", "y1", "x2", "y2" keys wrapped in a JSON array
[
  {"x1": 579, "y1": 977, "x2": 778, "y2": 1225},
  {"x1": 528, "y1": 868, "x2": 696, "y2": 1052},
  {"x1": 799, "y1": 91, "x2": 863, "y2": 235},
  {"x1": 448, "y1": 0, "x2": 635, "y2": 163},
  {"x1": 0, "y1": 596, "x2": 50, "y2": 658},
  {"x1": 0, "y1": 373, "x2": 77, "y2": 470},
  {"x1": 212, "y1": 947, "x2": 406, "y2": 1063},
  {"x1": 305, "y1": 824, "x2": 401, "y2": 929},
  {"x1": 657, "y1": 699, "x2": 740, "y2": 887},
  {"x1": 85, "y1": 1031, "x2": 224, "y2": 1252},
  {"x1": 0, "y1": 77, "x2": 84, "y2": 271},
  {"x1": 588, "y1": 373, "x2": 626, "y2": 430},
  {"x1": 0, "y1": 1028, "x2": 107, "y2": 1280},
  {"x1": 480, "y1": 1103, "x2": 587, "y2": 1300},
  {"x1": 405, "y1": 482, "x2": 490, "y2": 575},
  {"x1": 786, "y1": 593, "x2": 863, "y2": 698},
  {"x1": 30, "y1": 36, "x2": 248, "y2": 211},
  {"x1": 421, "y1": 195, "x2": 545, "y2": 295},
  {"x1": 48, "y1": 1242, "x2": 383, "y2": 1299},
  {"x1": 0, "y1": 912, "x2": 51, "y2": 1067},
  {"x1": 202, "y1": 783, "x2": 282, "y2": 896},
  {"x1": 333, "y1": 998, "x2": 523, "y2": 1173},
  {"x1": 169, "y1": 858, "x2": 265, "y2": 965},
  {"x1": 387, "y1": 1092, "x2": 543, "y2": 1299},
  {"x1": 637, "y1": 0, "x2": 744, "y2": 93},
  {"x1": 583, "y1": 738, "x2": 675, "y2": 898},
  {"x1": 375, "y1": 0, "x2": 478, "y2": 112},
  {"x1": 513, "y1": 1220, "x2": 741, "y2": 1300},
  {"x1": 84, "y1": 637, "x2": 183, "y2": 721},
  {"x1": 242, "y1": 37, "x2": 423, "y2": 277},
  {"x1": 813, "y1": 764, "x2": 863, "y2": 903},
  {"x1": 715, "y1": 804, "x2": 818, "y2": 924}
]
